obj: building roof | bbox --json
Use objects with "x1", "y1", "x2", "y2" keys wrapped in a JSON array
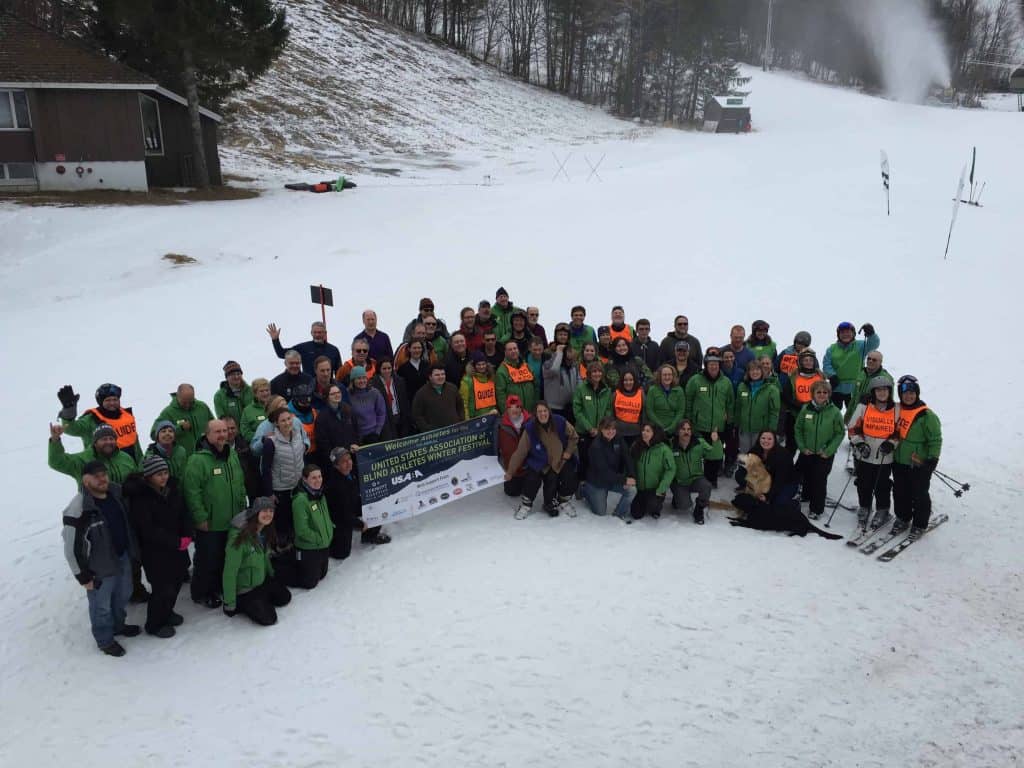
[
  {"x1": 0, "y1": 12, "x2": 221, "y2": 122},
  {"x1": 711, "y1": 95, "x2": 748, "y2": 109},
  {"x1": 0, "y1": 12, "x2": 155, "y2": 87}
]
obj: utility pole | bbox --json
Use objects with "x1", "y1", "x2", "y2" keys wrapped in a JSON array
[{"x1": 763, "y1": 0, "x2": 774, "y2": 72}]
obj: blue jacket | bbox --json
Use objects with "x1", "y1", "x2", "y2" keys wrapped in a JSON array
[{"x1": 523, "y1": 415, "x2": 572, "y2": 472}]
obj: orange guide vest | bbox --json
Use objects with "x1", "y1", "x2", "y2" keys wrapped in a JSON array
[
  {"x1": 793, "y1": 372, "x2": 824, "y2": 404},
  {"x1": 473, "y1": 377, "x2": 497, "y2": 410},
  {"x1": 300, "y1": 412, "x2": 317, "y2": 453},
  {"x1": 504, "y1": 362, "x2": 534, "y2": 384},
  {"x1": 338, "y1": 358, "x2": 376, "y2": 381},
  {"x1": 609, "y1": 324, "x2": 634, "y2": 344},
  {"x1": 779, "y1": 353, "x2": 798, "y2": 375},
  {"x1": 897, "y1": 405, "x2": 928, "y2": 440},
  {"x1": 614, "y1": 389, "x2": 643, "y2": 424},
  {"x1": 861, "y1": 404, "x2": 896, "y2": 439},
  {"x1": 88, "y1": 408, "x2": 137, "y2": 450}
]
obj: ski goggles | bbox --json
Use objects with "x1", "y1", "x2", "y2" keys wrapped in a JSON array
[{"x1": 897, "y1": 375, "x2": 919, "y2": 394}]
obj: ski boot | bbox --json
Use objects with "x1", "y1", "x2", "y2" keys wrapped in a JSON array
[{"x1": 693, "y1": 501, "x2": 707, "y2": 525}]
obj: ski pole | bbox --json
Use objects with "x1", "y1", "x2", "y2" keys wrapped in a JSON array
[
  {"x1": 825, "y1": 468, "x2": 856, "y2": 528},
  {"x1": 933, "y1": 469, "x2": 969, "y2": 492},
  {"x1": 933, "y1": 472, "x2": 966, "y2": 498}
]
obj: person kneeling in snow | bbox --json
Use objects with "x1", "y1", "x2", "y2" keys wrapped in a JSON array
[
  {"x1": 505, "y1": 401, "x2": 579, "y2": 517},
  {"x1": 222, "y1": 497, "x2": 292, "y2": 626},
  {"x1": 287, "y1": 464, "x2": 334, "y2": 590}
]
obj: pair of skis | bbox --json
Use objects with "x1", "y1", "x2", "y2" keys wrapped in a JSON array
[{"x1": 848, "y1": 514, "x2": 949, "y2": 560}]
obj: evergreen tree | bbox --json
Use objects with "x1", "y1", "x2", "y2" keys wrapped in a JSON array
[{"x1": 87, "y1": 0, "x2": 288, "y2": 187}]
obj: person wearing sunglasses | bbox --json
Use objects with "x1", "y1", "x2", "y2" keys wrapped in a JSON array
[
  {"x1": 402, "y1": 297, "x2": 449, "y2": 344},
  {"x1": 335, "y1": 340, "x2": 377, "y2": 386},
  {"x1": 823, "y1": 321, "x2": 880, "y2": 412},
  {"x1": 660, "y1": 315, "x2": 703, "y2": 369},
  {"x1": 890, "y1": 376, "x2": 942, "y2": 541},
  {"x1": 525, "y1": 306, "x2": 548, "y2": 347}
]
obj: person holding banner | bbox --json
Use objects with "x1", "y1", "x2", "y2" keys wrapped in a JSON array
[
  {"x1": 412, "y1": 366, "x2": 464, "y2": 432},
  {"x1": 506, "y1": 401, "x2": 579, "y2": 517},
  {"x1": 496, "y1": 395, "x2": 530, "y2": 496},
  {"x1": 325, "y1": 447, "x2": 389, "y2": 549},
  {"x1": 461, "y1": 352, "x2": 499, "y2": 418}
]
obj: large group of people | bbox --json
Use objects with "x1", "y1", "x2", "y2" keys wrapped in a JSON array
[{"x1": 52, "y1": 289, "x2": 942, "y2": 657}]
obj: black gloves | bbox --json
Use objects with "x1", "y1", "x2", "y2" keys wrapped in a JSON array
[
  {"x1": 828, "y1": 375, "x2": 840, "y2": 389},
  {"x1": 57, "y1": 386, "x2": 80, "y2": 420},
  {"x1": 878, "y1": 441, "x2": 895, "y2": 456},
  {"x1": 859, "y1": 323, "x2": 875, "y2": 337},
  {"x1": 854, "y1": 443, "x2": 871, "y2": 460},
  {"x1": 925, "y1": 457, "x2": 939, "y2": 471},
  {"x1": 223, "y1": 605, "x2": 238, "y2": 618},
  {"x1": 58, "y1": 385, "x2": 79, "y2": 408}
]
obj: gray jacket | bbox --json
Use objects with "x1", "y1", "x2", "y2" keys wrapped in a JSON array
[
  {"x1": 542, "y1": 348, "x2": 581, "y2": 410},
  {"x1": 848, "y1": 402, "x2": 900, "y2": 465},
  {"x1": 62, "y1": 484, "x2": 138, "y2": 584}
]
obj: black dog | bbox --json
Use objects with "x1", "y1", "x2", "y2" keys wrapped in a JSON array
[{"x1": 729, "y1": 494, "x2": 842, "y2": 540}]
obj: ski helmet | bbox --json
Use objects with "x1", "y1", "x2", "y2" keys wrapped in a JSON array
[
  {"x1": 95, "y1": 383, "x2": 122, "y2": 405},
  {"x1": 836, "y1": 321, "x2": 856, "y2": 337},
  {"x1": 897, "y1": 374, "x2": 920, "y2": 396},
  {"x1": 868, "y1": 374, "x2": 894, "y2": 392},
  {"x1": 793, "y1": 331, "x2": 812, "y2": 347}
]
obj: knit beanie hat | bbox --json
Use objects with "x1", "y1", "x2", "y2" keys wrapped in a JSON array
[
  {"x1": 232, "y1": 496, "x2": 276, "y2": 528},
  {"x1": 471, "y1": 350, "x2": 486, "y2": 364},
  {"x1": 142, "y1": 454, "x2": 169, "y2": 477},
  {"x1": 92, "y1": 424, "x2": 117, "y2": 443},
  {"x1": 329, "y1": 446, "x2": 351, "y2": 464},
  {"x1": 151, "y1": 419, "x2": 176, "y2": 440},
  {"x1": 495, "y1": 286, "x2": 509, "y2": 299},
  {"x1": 350, "y1": 366, "x2": 367, "y2": 380},
  {"x1": 223, "y1": 360, "x2": 243, "y2": 376}
]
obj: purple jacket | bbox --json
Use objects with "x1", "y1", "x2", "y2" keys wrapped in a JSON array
[
  {"x1": 353, "y1": 329, "x2": 394, "y2": 362},
  {"x1": 349, "y1": 386, "x2": 387, "y2": 439}
]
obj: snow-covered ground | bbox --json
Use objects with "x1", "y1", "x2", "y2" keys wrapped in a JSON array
[
  {"x1": 218, "y1": 0, "x2": 637, "y2": 179},
  {"x1": 2, "y1": 64, "x2": 1023, "y2": 766}
]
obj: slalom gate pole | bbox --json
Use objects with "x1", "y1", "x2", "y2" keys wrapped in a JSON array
[{"x1": 825, "y1": 469, "x2": 856, "y2": 528}]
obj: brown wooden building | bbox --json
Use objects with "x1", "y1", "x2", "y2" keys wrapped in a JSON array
[{"x1": 0, "y1": 12, "x2": 222, "y2": 191}]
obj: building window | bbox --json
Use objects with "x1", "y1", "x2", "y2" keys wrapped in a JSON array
[
  {"x1": 0, "y1": 162, "x2": 36, "y2": 181},
  {"x1": 139, "y1": 94, "x2": 163, "y2": 155},
  {"x1": 0, "y1": 90, "x2": 32, "y2": 130}
]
